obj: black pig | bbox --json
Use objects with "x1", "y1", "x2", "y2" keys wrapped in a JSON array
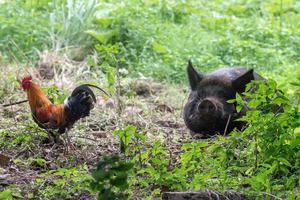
[{"x1": 184, "y1": 60, "x2": 264, "y2": 138}]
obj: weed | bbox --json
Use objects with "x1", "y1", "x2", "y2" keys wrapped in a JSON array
[
  {"x1": 31, "y1": 165, "x2": 91, "y2": 199},
  {"x1": 90, "y1": 155, "x2": 133, "y2": 200}
]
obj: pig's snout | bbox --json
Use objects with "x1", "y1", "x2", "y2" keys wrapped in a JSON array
[{"x1": 197, "y1": 99, "x2": 217, "y2": 114}]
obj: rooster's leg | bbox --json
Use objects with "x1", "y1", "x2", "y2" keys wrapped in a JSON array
[
  {"x1": 62, "y1": 130, "x2": 76, "y2": 154},
  {"x1": 67, "y1": 131, "x2": 76, "y2": 150},
  {"x1": 62, "y1": 136, "x2": 69, "y2": 154},
  {"x1": 46, "y1": 130, "x2": 63, "y2": 152},
  {"x1": 41, "y1": 130, "x2": 56, "y2": 145}
]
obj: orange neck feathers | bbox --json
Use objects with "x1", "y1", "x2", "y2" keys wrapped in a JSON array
[{"x1": 25, "y1": 81, "x2": 53, "y2": 112}]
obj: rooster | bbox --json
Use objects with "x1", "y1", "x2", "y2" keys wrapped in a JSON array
[{"x1": 21, "y1": 75, "x2": 108, "y2": 143}]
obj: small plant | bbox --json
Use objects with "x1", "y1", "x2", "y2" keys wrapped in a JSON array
[
  {"x1": 126, "y1": 80, "x2": 299, "y2": 199},
  {"x1": 32, "y1": 165, "x2": 91, "y2": 199},
  {"x1": 216, "y1": 79, "x2": 300, "y2": 197},
  {"x1": 114, "y1": 125, "x2": 146, "y2": 155},
  {"x1": 48, "y1": 0, "x2": 97, "y2": 51},
  {"x1": 90, "y1": 155, "x2": 134, "y2": 200},
  {"x1": 136, "y1": 140, "x2": 173, "y2": 195},
  {"x1": 0, "y1": 188, "x2": 23, "y2": 200},
  {"x1": 90, "y1": 125, "x2": 143, "y2": 199},
  {"x1": 43, "y1": 85, "x2": 68, "y2": 104}
]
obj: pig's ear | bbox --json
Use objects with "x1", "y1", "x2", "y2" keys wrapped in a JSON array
[
  {"x1": 187, "y1": 60, "x2": 203, "y2": 91},
  {"x1": 232, "y1": 69, "x2": 255, "y2": 93}
]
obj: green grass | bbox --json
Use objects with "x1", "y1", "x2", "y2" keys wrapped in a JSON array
[
  {"x1": 2, "y1": 0, "x2": 300, "y2": 83},
  {"x1": 0, "y1": 0, "x2": 97, "y2": 62},
  {"x1": 97, "y1": 0, "x2": 300, "y2": 82}
]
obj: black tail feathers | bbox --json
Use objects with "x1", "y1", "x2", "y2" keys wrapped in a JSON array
[
  {"x1": 63, "y1": 84, "x2": 109, "y2": 128},
  {"x1": 78, "y1": 84, "x2": 110, "y2": 97}
]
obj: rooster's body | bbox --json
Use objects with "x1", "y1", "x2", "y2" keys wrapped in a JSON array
[{"x1": 21, "y1": 76, "x2": 102, "y2": 140}]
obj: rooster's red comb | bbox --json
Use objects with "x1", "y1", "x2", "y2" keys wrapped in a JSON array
[{"x1": 21, "y1": 75, "x2": 32, "y2": 84}]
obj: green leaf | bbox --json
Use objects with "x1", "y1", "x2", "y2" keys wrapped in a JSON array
[
  {"x1": 107, "y1": 69, "x2": 116, "y2": 86},
  {"x1": 152, "y1": 42, "x2": 168, "y2": 54},
  {"x1": 248, "y1": 99, "x2": 261, "y2": 108},
  {"x1": 236, "y1": 104, "x2": 243, "y2": 113},
  {"x1": 152, "y1": 188, "x2": 161, "y2": 195},
  {"x1": 110, "y1": 173, "x2": 128, "y2": 187},
  {"x1": 235, "y1": 93, "x2": 243, "y2": 104},
  {"x1": 195, "y1": 141, "x2": 209, "y2": 148},
  {"x1": 27, "y1": 193, "x2": 34, "y2": 199},
  {"x1": 278, "y1": 157, "x2": 292, "y2": 167},
  {"x1": 94, "y1": 17, "x2": 114, "y2": 28},
  {"x1": 227, "y1": 99, "x2": 236, "y2": 103},
  {"x1": 112, "y1": 162, "x2": 134, "y2": 172},
  {"x1": 268, "y1": 79, "x2": 277, "y2": 89},
  {"x1": 273, "y1": 96, "x2": 288, "y2": 105},
  {"x1": 54, "y1": 179, "x2": 66, "y2": 187},
  {"x1": 245, "y1": 82, "x2": 253, "y2": 92},
  {"x1": 86, "y1": 29, "x2": 116, "y2": 44},
  {"x1": 35, "y1": 158, "x2": 46, "y2": 167},
  {"x1": 0, "y1": 189, "x2": 13, "y2": 200}
]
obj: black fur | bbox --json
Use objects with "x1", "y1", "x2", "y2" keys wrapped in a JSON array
[{"x1": 184, "y1": 60, "x2": 265, "y2": 138}]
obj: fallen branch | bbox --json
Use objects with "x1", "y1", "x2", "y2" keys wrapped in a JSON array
[
  {"x1": 162, "y1": 190, "x2": 251, "y2": 200},
  {"x1": 2, "y1": 100, "x2": 28, "y2": 107}
]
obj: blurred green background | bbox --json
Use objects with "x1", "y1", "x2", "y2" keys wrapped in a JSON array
[{"x1": 0, "y1": 0, "x2": 299, "y2": 83}]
